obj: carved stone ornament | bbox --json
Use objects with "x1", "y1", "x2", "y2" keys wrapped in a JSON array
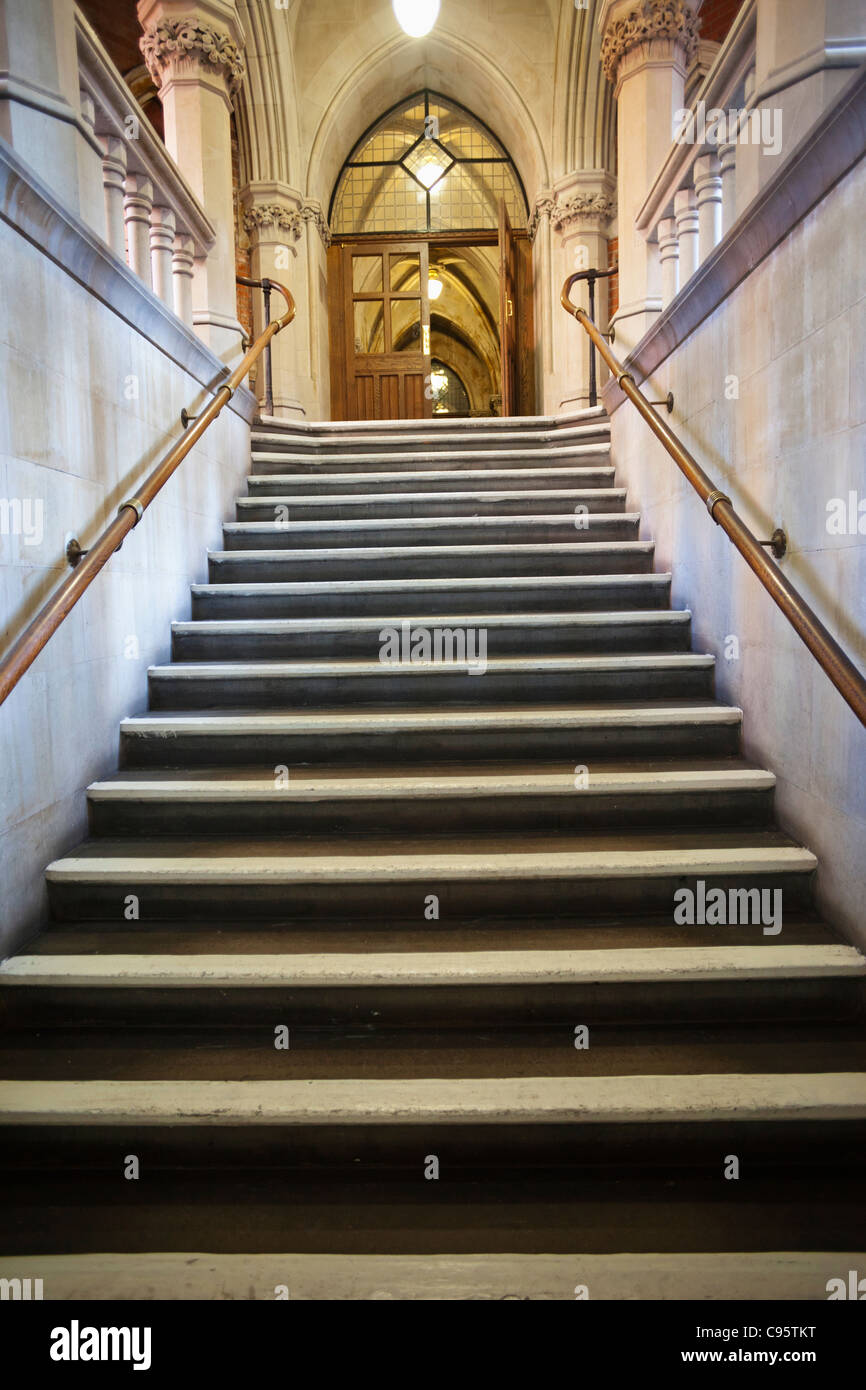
[
  {"x1": 600, "y1": 0, "x2": 700, "y2": 84},
  {"x1": 242, "y1": 204, "x2": 304, "y2": 239},
  {"x1": 527, "y1": 193, "x2": 556, "y2": 242},
  {"x1": 550, "y1": 192, "x2": 615, "y2": 232},
  {"x1": 301, "y1": 202, "x2": 332, "y2": 250},
  {"x1": 243, "y1": 201, "x2": 332, "y2": 250},
  {"x1": 140, "y1": 18, "x2": 246, "y2": 96}
]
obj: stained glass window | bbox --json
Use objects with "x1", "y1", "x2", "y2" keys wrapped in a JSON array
[{"x1": 330, "y1": 90, "x2": 527, "y2": 235}]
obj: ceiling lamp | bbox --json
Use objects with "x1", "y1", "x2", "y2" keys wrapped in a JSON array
[
  {"x1": 392, "y1": 0, "x2": 440, "y2": 38},
  {"x1": 428, "y1": 271, "x2": 443, "y2": 300}
]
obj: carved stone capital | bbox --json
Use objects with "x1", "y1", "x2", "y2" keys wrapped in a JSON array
[
  {"x1": 527, "y1": 193, "x2": 556, "y2": 243},
  {"x1": 300, "y1": 201, "x2": 332, "y2": 250},
  {"x1": 550, "y1": 192, "x2": 616, "y2": 232},
  {"x1": 600, "y1": 0, "x2": 700, "y2": 85},
  {"x1": 140, "y1": 17, "x2": 246, "y2": 96},
  {"x1": 242, "y1": 202, "x2": 303, "y2": 239}
]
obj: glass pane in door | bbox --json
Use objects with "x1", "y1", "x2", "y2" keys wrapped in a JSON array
[
  {"x1": 354, "y1": 299, "x2": 385, "y2": 353},
  {"x1": 391, "y1": 299, "x2": 422, "y2": 352}
]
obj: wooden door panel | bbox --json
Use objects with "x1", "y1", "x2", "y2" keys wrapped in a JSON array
[{"x1": 339, "y1": 241, "x2": 432, "y2": 421}]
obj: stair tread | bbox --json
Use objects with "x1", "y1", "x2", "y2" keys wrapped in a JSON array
[
  {"x1": 192, "y1": 572, "x2": 673, "y2": 595},
  {"x1": 246, "y1": 467, "x2": 616, "y2": 487},
  {"x1": 87, "y1": 759, "x2": 774, "y2": 800},
  {"x1": 250, "y1": 445, "x2": 610, "y2": 465},
  {"x1": 151, "y1": 654, "x2": 714, "y2": 678},
  {"x1": 238, "y1": 487, "x2": 625, "y2": 505},
  {"x1": 45, "y1": 829, "x2": 816, "y2": 880},
  {"x1": 121, "y1": 701, "x2": 743, "y2": 731},
  {"x1": 4, "y1": 943, "x2": 862, "y2": 987},
  {"x1": 2, "y1": 1073, "x2": 865, "y2": 1125},
  {"x1": 223, "y1": 512, "x2": 637, "y2": 533},
  {"x1": 174, "y1": 609, "x2": 691, "y2": 633}
]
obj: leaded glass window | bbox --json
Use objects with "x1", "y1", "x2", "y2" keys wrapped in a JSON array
[{"x1": 330, "y1": 91, "x2": 527, "y2": 235}]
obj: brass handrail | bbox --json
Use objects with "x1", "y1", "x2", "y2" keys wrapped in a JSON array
[
  {"x1": 561, "y1": 270, "x2": 866, "y2": 728},
  {"x1": 0, "y1": 279, "x2": 295, "y2": 708}
]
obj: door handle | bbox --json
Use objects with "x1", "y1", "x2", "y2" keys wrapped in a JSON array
[{"x1": 506, "y1": 298, "x2": 514, "y2": 319}]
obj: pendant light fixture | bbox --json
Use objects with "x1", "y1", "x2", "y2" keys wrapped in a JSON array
[{"x1": 392, "y1": 0, "x2": 440, "y2": 39}]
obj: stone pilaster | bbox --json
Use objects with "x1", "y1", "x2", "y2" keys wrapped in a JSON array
[
  {"x1": 137, "y1": 0, "x2": 247, "y2": 365},
  {"x1": 548, "y1": 172, "x2": 616, "y2": 412},
  {"x1": 240, "y1": 182, "x2": 332, "y2": 420}
]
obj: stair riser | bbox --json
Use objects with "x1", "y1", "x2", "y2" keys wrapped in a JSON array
[
  {"x1": 47, "y1": 869, "x2": 813, "y2": 923},
  {"x1": 171, "y1": 620, "x2": 692, "y2": 661},
  {"x1": 222, "y1": 519, "x2": 640, "y2": 550},
  {"x1": 147, "y1": 665, "x2": 715, "y2": 710},
  {"x1": 250, "y1": 429, "x2": 611, "y2": 457},
  {"x1": 6, "y1": 975, "x2": 849, "y2": 1031},
  {"x1": 120, "y1": 721, "x2": 742, "y2": 767},
  {"x1": 87, "y1": 788, "x2": 774, "y2": 837},
  {"x1": 250, "y1": 446, "x2": 611, "y2": 470},
  {"x1": 2, "y1": 1118, "x2": 862, "y2": 1176},
  {"x1": 208, "y1": 549, "x2": 655, "y2": 582},
  {"x1": 236, "y1": 496, "x2": 627, "y2": 522},
  {"x1": 247, "y1": 469, "x2": 617, "y2": 496},
  {"x1": 191, "y1": 578, "x2": 672, "y2": 620}
]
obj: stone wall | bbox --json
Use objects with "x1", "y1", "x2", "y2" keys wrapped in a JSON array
[
  {"x1": 605, "y1": 156, "x2": 866, "y2": 946},
  {"x1": 0, "y1": 144, "x2": 254, "y2": 956}
]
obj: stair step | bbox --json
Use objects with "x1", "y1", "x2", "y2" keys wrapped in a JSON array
[
  {"x1": 2, "y1": 1074, "x2": 864, "y2": 1174},
  {"x1": 44, "y1": 831, "x2": 817, "y2": 919},
  {"x1": 191, "y1": 573, "x2": 673, "y2": 619},
  {"x1": 2, "y1": 946, "x2": 862, "y2": 1031},
  {"x1": 86, "y1": 760, "x2": 773, "y2": 834},
  {"x1": 147, "y1": 654, "x2": 716, "y2": 710},
  {"x1": 247, "y1": 465, "x2": 617, "y2": 495},
  {"x1": 119, "y1": 702, "x2": 744, "y2": 765},
  {"x1": 2, "y1": 1251, "x2": 861, "y2": 1300},
  {"x1": 236, "y1": 488, "x2": 627, "y2": 521},
  {"x1": 171, "y1": 610, "x2": 692, "y2": 660},
  {"x1": 250, "y1": 413, "x2": 609, "y2": 454},
  {"x1": 208, "y1": 542, "x2": 656, "y2": 582},
  {"x1": 221, "y1": 514, "x2": 639, "y2": 551}
]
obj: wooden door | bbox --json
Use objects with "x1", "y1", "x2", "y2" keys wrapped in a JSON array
[
  {"x1": 498, "y1": 201, "x2": 519, "y2": 417},
  {"x1": 341, "y1": 242, "x2": 432, "y2": 421}
]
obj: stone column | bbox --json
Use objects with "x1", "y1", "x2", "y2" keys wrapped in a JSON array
[
  {"x1": 100, "y1": 136, "x2": 128, "y2": 258},
  {"x1": 694, "y1": 152, "x2": 722, "y2": 263},
  {"x1": 150, "y1": 206, "x2": 177, "y2": 307},
  {"x1": 719, "y1": 140, "x2": 737, "y2": 237},
  {"x1": 124, "y1": 175, "x2": 154, "y2": 288},
  {"x1": 172, "y1": 234, "x2": 196, "y2": 326},
  {"x1": 241, "y1": 182, "x2": 330, "y2": 419},
  {"x1": 137, "y1": 0, "x2": 246, "y2": 366},
  {"x1": 674, "y1": 186, "x2": 699, "y2": 284},
  {"x1": 658, "y1": 217, "x2": 679, "y2": 307},
  {"x1": 598, "y1": 0, "x2": 700, "y2": 356},
  {"x1": 547, "y1": 173, "x2": 616, "y2": 413}
]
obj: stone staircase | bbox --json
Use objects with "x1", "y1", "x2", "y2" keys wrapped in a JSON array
[{"x1": 1, "y1": 408, "x2": 865, "y2": 1300}]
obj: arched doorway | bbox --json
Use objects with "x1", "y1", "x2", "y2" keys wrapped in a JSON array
[{"x1": 326, "y1": 91, "x2": 535, "y2": 421}]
